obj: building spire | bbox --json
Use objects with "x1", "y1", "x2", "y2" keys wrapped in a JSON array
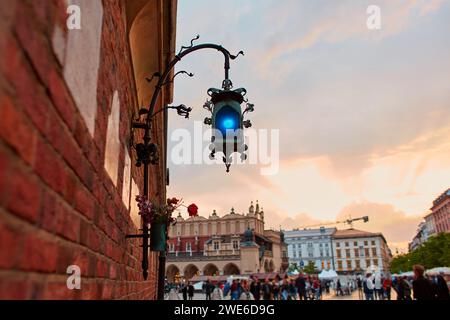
[
  {"x1": 230, "y1": 207, "x2": 235, "y2": 214},
  {"x1": 249, "y1": 201, "x2": 254, "y2": 214},
  {"x1": 255, "y1": 200, "x2": 260, "y2": 214}
]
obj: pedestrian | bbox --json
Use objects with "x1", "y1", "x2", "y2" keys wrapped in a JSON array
[
  {"x1": 357, "y1": 276, "x2": 363, "y2": 300},
  {"x1": 313, "y1": 277, "x2": 321, "y2": 300},
  {"x1": 288, "y1": 279, "x2": 297, "y2": 300},
  {"x1": 272, "y1": 280, "x2": 280, "y2": 300},
  {"x1": 363, "y1": 273, "x2": 375, "y2": 300},
  {"x1": 262, "y1": 277, "x2": 272, "y2": 300},
  {"x1": 397, "y1": 276, "x2": 412, "y2": 300},
  {"x1": 188, "y1": 282, "x2": 194, "y2": 300},
  {"x1": 295, "y1": 274, "x2": 307, "y2": 300},
  {"x1": 211, "y1": 283, "x2": 223, "y2": 300},
  {"x1": 374, "y1": 275, "x2": 383, "y2": 300},
  {"x1": 382, "y1": 276, "x2": 392, "y2": 300},
  {"x1": 280, "y1": 278, "x2": 289, "y2": 300},
  {"x1": 435, "y1": 273, "x2": 450, "y2": 300},
  {"x1": 181, "y1": 283, "x2": 188, "y2": 300},
  {"x1": 239, "y1": 280, "x2": 255, "y2": 300},
  {"x1": 250, "y1": 277, "x2": 261, "y2": 300},
  {"x1": 205, "y1": 280, "x2": 213, "y2": 300},
  {"x1": 412, "y1": 265, "x2": 436, "y2": 300},
  {"x1": 223, "y1": 281, "x2": 231, "y2": 298},
  {"x1": 230, "y1": 279, "x2": 239, "y2": 300},
  {"x1": 336, "y1": 278, "x2": 343, "y2": 296}
]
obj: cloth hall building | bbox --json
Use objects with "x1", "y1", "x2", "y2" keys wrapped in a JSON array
[{"x1": 165, "y1": 202, "x2": 289, "y2": 281}]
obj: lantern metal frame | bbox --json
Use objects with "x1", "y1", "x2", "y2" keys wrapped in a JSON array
[{"x1": 125, "y1": 35, "x2": 253, "y2": 300}]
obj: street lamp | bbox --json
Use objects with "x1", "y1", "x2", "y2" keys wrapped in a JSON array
[{"x1": 126, "y1": 35, "x2": 253, "y2": 300}]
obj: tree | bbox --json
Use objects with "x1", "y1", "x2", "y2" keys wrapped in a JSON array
[
  {"x1": 303, "y1": 261, "x2": 318, "y2": 274},
  {"x1": 390, "y1": 233, "x2": 450, "y2": 273},
  {"x1": 288, "y1": 263, "x2": 299, "y2": 273}
]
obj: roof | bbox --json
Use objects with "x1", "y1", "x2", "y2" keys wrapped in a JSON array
[
  {"x1": 431, "y1": 188, "x2": 450, "y2": 209},
  {"x1": 284, "y1": 227, "x2": 336, "y2": 237},
  {"x1": 332, "y1": 228, "x2": 386, "y2": 243}
]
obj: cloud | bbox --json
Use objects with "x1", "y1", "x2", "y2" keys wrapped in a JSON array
[{"x1": 258, "y1": 0, "x2": 448, "y2": 72}]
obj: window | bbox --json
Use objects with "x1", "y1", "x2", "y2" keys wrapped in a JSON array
[
  {"x1": 346, "y1": 249, "x2": 351, "y2": 258},
  {"x1": 366, "y1": 259, "x2": 371, "y2": 267},
  {"x1": 355, "y1": 260, "x2": 361, "y2": 269},
  {"x1": 374, "y1": 259, "x2": 379, "y2": 266},
  {"x1": 365, "y1": 248, "x2": 370, "y2": 257},
  {"x1": 336, "y1": 242, "x2": 340, "y2": 248},
  {"x1": 169, "y1": 243, "x2": 175, "y2": 252},
  {"x1": 354, "y1": 241, "x2": 358, "y2": 246},
  {"x1": 359, "y1": 246, "x2": 364, "y2": 256},
  {"x1": 345, "y1": 242, "x2": 349, "y2": 247},
  {"x1": 186, "y1": 242, "x2": 192, "y2": 252},
  {"x1": 336, "y1": 249, "x2": 342, "y2": 258},
  {"x1": 213, "y1": 241, "x2": 220, "y2": 250},
  {"x1": 371, "y1": 240, "x2": 376, "y2": 246},
  {"x1": 364, "y1": 241, "x2": 368, "y2": 246},
  {"x1": 337, "y1": 261, "x2": 343, "y2": 270},
  {"x1": 354, "y1": 249, "x2": 359, "y2": 257},
  {"x1": 347, "y1": 260, "x2": 352, "y2": 269},
  {"x1": 232, "y1": 240, "x2": 239, "y2": 250},
  {"x1": 372, "y1": 248, "x2": 377, "y2": 256}
]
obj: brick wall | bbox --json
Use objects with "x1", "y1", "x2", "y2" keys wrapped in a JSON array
[{"x1": 0, "y1": 0, "x2": 171, "y2": 299}]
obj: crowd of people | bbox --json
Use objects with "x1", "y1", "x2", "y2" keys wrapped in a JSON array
[
  {"x1": 358, "y1": 265, "x2": 450, "y2": 300},
  {"x1": 171, "y1": 274, "x2": 334, "y2": 300},
  {"x1": 167, "y1": 264, "x2": 449, "y2": 301}
]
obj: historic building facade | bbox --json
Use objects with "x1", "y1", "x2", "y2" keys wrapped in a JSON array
[
  {"x1": 0, "y1": 0, "x2": 176, "y2": 299},
  {"x1": 429, "y1": 188, "x2": 450, "y2": 234},
  {"x1": 165, "y1": 201, "x2": 289, "y2": 281},
  {"x1": 332, "y1": 229, "x2": 392, "y2": 274},
  {"x1": 284, "y1": 227, "x2": 336, "y2": 271}
]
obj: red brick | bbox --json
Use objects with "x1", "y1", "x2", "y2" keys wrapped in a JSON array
[
  {"x1": 74, "y1": 185, "x2": 95, "y2": 220},
  {"x1": 14, "y1": 5, "x2": 56, "y2": 86},
  {"x1": 71, "y1": 247, "x2": 90, "y2": 277},
  {"x1": 96, "y1": 259, "x2": 109, "y2": 278},
  {"x1": 47, "y1": 69, "x2": 76, "y2": 131},
  {"x1": 0, "y1": 94, "x2": 37, "y2": 166},
  {"x1": 20, "y1": 233, "x2": 58, "y2": 272},
  {"x1": 34, "y1": 138, "x2": 66, "y2": 196},
  {"x1": 0, "y1": 220, "x2": 22, "y2": 268},
  {"x1": 40, "y1": 281, "x2": 77, "y2": 300},
  {"x1": 6, "y1": 166, "x2": 41, "y2": 223},
  {"x1": 80, "y1": 223, "x2": 101, "y2": 252},
  {"x1": 0, "y1": 148, "x2": 11, "y2": 204},
  {"x1": 79, "y1": 281, "x2": 100, "y2": 300},
  {"x1": 0, "y1": 277, "x2": 31, "y2": 299}
]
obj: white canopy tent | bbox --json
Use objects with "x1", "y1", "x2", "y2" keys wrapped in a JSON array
[
  {"x1": 318, "y1": 269, "x2": 338, "y2": 279},
  {"x1": 425, "y1": 267, "x2": 450, "y2": 275}
]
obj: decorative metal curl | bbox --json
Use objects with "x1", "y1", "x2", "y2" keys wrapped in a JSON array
[
  {"x1": 161, "y1": 70, "x2": 194, "y2": 86},
  {"x1": 178, "y1": 34, "x2": 200, "y2": 55},
  {"x1": 230, "y1": 50, "x2": 245, "y2": 60},
  {"x1": 145, "y1": 72, "x2": 161, "y2": 83}
]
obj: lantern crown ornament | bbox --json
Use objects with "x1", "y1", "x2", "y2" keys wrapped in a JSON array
[{"x1": 203, "y1": 79, "x2": 254, "y2": 172}]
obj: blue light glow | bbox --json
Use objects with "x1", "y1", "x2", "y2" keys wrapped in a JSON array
[{"x1": 222, "y1": 118, "x2": 235, "y2": 129}]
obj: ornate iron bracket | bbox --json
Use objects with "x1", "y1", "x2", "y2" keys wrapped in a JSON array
[{"x1": 126, "y1": 35, "x2": 246, "y2": 297}]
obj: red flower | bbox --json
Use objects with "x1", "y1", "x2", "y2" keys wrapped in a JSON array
[{"x1": 187, "y1": 203, "x2": 198, "y2": 217}]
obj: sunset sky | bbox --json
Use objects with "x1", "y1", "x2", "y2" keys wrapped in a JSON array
[{"x1": 167, "y1": 0, "x2": 450, "y2": 253}]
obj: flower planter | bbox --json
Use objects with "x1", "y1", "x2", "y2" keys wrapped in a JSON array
[{"x1": 150, "y1": 222, "x2": 167, "y2": 252}]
